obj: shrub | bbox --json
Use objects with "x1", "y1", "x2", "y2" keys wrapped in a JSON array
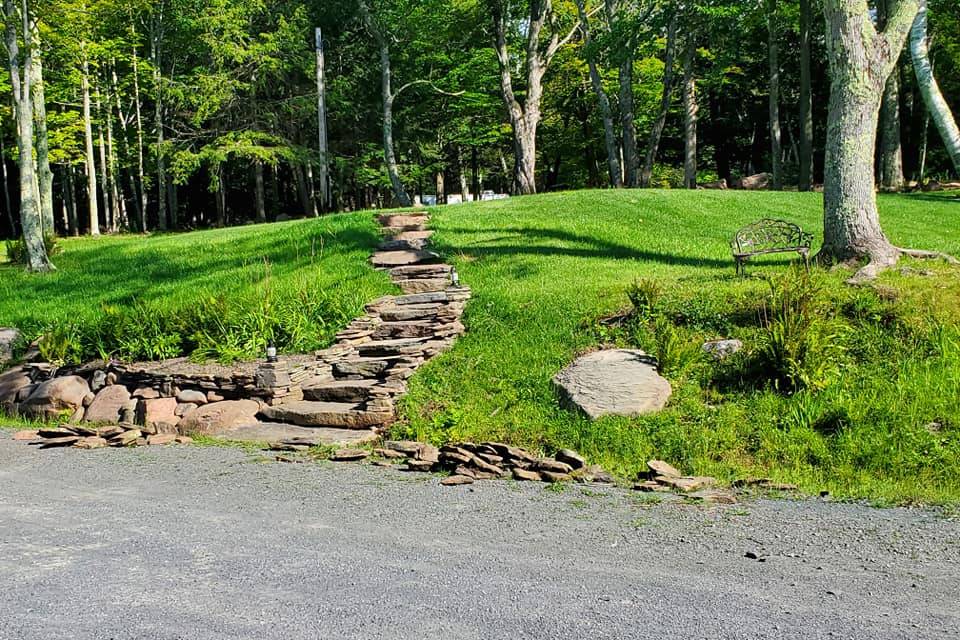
[
  {"x1": 5, "y1": 234, "x2": 61, "y2": 266},
  {"x1": 757, "y1": 270, "x2": 847, "y2": 392}
]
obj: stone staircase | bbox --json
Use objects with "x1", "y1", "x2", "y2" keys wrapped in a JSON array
[{"x1": 217, "y1": 211, "x2": 469, "y2": 447}]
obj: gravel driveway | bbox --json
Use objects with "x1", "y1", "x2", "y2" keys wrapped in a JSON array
[{"x1": 1, "y1": 438, "x2": 957, "y2": 640}]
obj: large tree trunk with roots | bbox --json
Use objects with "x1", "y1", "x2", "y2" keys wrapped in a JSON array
[
  {"x1": 641, "y1": 13, "x2": 677, "y2": 188},
  {"x1": 909, "y1": 0, "x2": 960, "y2": 176},
  {"x1": 3, "y1": 0, "x2": 53, "y2": 271},
  {"x1": 821, "y1": 0, "x2": 955, "y2": 281},
  {"x1": 798, "y1": 0, "x2": 814, "y2": 191},
  {"x1": 575, "y1": 0, "x2": 621, "y2": 188}
]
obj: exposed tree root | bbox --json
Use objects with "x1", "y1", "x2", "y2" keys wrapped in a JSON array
[{"x1": 847, "y1": 247, "x2": 959, "y2": 285}]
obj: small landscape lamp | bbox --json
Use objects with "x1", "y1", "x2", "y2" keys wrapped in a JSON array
[
  {"x1": 450, "y1": 266, "x2": 460, "y2": 287},
  {"x1": 266, "y1": 340, "x2": 278, "y2": 363}
]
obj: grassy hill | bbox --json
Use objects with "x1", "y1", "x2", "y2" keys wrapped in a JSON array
[
  {"x1": 3, "y1": 189, "x2": 959, "y2": 504},
  {"x1": 396, "y1": 190, "x2": 960, "y2": 504}
]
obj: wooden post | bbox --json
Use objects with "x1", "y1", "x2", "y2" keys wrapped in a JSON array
[{"x1": 316, "y1": 27, "x2": 330, "y2": 212}]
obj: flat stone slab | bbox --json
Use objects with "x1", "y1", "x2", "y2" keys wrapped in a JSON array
[
  {"x1": 302, "y1": 379, "x2": 380, "y2": 403},
  {"x1": 552, "y1": 349, "x2": 672, "y2": 420},
  {"x1": 215, "y1": 423, "x2": 380, "y2": 447},
  {"x1": 370, "y1": 250, "x2": 441, "y2": 268},
  {"x1": 259, "y1": 401, "x2": 392, "y2": 429}
]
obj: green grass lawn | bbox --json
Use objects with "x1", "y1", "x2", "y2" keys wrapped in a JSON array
[
  {"x1": 3, "y1": 189, "x2": 959, "y2": 505},
  {"x1": 393, "y1": 189, "x2": 960, "y2": 505},
  {"x1": 0, "y1": 213, "x2": 394, "y2": 363}
]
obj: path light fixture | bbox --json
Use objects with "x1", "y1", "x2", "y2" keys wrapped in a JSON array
[
  {"x1": 450, "y1": 267, "x2": 460, "y2": 287},
  {"x1": 266, "y1": 340, "x2": 278, "y2": 363}
]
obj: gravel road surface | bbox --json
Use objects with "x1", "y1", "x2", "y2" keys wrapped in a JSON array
[{"x1": 1, "y1": 438, "x2": 957, "y2": 640}]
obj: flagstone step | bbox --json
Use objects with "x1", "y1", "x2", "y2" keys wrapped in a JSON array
[
  {"x1": 302, "y1": 378, "x2": 381, "y2": 403},
  {"x1": 259, "y1": 401, "x2": 393, "y2": 429},
  {"x1": 395, "y1": 278, "x2": 451, "y2": 294},
  {"x1": 372, "y1": 320, "x2": 439, "y2": 340},
  {"x1": 215, "y1": 423, "x2": 381, "y2": 447},
  {"x1": 370, "y1": 250, "x2": 441, "y2": 268},
  {"x1": 378, "y1": 237, "x2": 429, "y2": 252},
  {"x1": 379, "y1": 214, "x2": 430, "y2": 228},
  {"x1": 389, "y1": 263, "x2": 452, "y2": 278},
  {"x1": 391, "y1": 230, "x2": 434, "y2": 242}
]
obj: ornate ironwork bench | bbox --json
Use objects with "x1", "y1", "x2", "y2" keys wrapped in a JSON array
[{"x1": 731, "y1": 219, "x2": 813, "y2": 275}]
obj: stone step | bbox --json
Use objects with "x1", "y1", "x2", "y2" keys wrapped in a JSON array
[
  {"x1": 394, "y1": 278, "x2": 450, "y2": 294},
  {"x1": 333, "y1": 356, "x2": 412, "y2": 379},
  {"x1": 390, "y1": 263, "x2": 452, "y2": 278},
  {"x1": 391, "y1": 230, "x2": 434, "y2": 242},
  {"x1": 370, "y1": 250, "x2": 441, "y2": 268},
  {"x1": 356, "y1": 337, "x2": 431, "y2": 358},
  {"x1": 378, "y1": 305, "x2": 442, "y2": 322},
  {"x1": 215, "y1": 423, "x2": 381, "y2": 447},
  {"x1": 379, "y1": 214, "x2": 429, "y2": 228},
  {"x1": 379, "y1": 237, "x2": 429, "y2": 252},
  {"x1": 372, "y1": 320, "x2": 437, "y2": 340},
  {"x1": 302, "y1": 378, "x2": 380, "y2": 403},
  {"x1": 259, "y1": 401, "x2": 393, "y2": 429}
]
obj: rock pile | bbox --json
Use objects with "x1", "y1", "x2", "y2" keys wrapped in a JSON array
[
  {"x1": 633, "y1": 459, "x2": 736, "y2": 503},
  {"x1": 14, "y1": 424, "x2": 192, "y2": 450},
  {"x1": 326, "y1": 440, "x2": 616, "y2": 487}
]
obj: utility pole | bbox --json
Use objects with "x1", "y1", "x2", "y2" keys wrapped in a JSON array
[{"x1": 316, "y1": 27, "x2": 330, "y2": 212}]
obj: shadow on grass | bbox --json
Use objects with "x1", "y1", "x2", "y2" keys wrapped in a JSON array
[
  {"x1": 3, "y1": 223, "x2": 384, "y2": 316},
  {"x1": 435, "y1": 225, "x2": 796, "y2": 270}
]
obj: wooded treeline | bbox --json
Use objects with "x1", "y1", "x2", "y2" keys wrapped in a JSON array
[{"x1": 1, "y1": 0, "x2": 958, "y2": 248}]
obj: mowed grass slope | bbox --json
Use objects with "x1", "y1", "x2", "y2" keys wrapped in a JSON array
[
  {"x1": 396, "y1": 189, "x2": 960, "y2": 504},
  {"x1": 0, "y1": 213, "x2": 394, "y2": 362}
]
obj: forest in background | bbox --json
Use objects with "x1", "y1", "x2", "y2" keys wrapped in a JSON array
[{"x1": 0, "y1": 0, "x2": 958, "y2": 241}]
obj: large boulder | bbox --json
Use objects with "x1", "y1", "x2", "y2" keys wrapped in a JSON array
[
  {"x1": 552, "y1": 349, "x2": 672, "y2": 420},
  {"x1": 83, "y1": 385, "x2": 132, "y2": 424},
  {"x1": 0, "y1": 328, "x2": 20, "y2": 365},
  {"x1": 0, "y1": 366, "x2": 32, "y2": 414},
  {"x1": 178, "y1": 400, "x2": 261, "y2": 436},
  {"x1": 20, "y1": 376, "x2": 92, "y2": 419}
]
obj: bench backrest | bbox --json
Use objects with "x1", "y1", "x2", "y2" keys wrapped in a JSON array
[{"x1": 732, "y1": 219, "x2": 813, "y2": 254}]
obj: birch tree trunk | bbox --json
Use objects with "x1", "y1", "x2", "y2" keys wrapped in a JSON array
[
  {"x1": 798, "y1": 0, "x2": 814, "y2": 190},
  {"x1": 820, "y1": 0, "x2": 934, "y2": 278},
  {"x1": 29, "y1": 36, "x2": 54, "y2": 234},
  {"x1": 151, "y1": 18, "x2": 168, "y2": 230},
  {"x1": 81, "y1": 49, "x2": 100, "y2": 236},
  {"x1": 65, "y1": 165, "x2": 78, "y2": 236},
  {"x1": 641, "y1": 14, "x2": 678, "y2": 188},
  {"x1": 682, "y1": 38, "x2": 698, "y2": 190},
  {"x1": 3, "y1": 0, "x2": 52, "y2": 270},
  {"x1": 909, "y1": 0, "x2": 960, "y2": 176},
  {"x1": 95, "y1": 84, "x2": 111, "y2": 231},
  {"x1": 575, "y1": 0, "x2": 621, "y2": 188},
  {"x1": 767, "y1": 0, "x2": 783, "y2": 190},
  {"x1": 0, "y1": 128, "x2": 13, "y2": 235}
]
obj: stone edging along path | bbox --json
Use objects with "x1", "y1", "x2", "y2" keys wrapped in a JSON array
[{"x1": 3, "y1": 210, "x2": 470, "y2": 449}]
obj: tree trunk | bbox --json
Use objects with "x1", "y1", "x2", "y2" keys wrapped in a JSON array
[
  {"x1": 910, "y1": 0, "x2": 960, "y2": 176},
  {"x1": 81, "y1": 50, "x2": 100, "y2": 236},
  {"x1": 878, "y1": 0, "x2": 905, "y2": 190},
  {"x1": 799, "y1": 0, "x2": 814, "y2": 191},
  {"x1": 618, "y1": 59, "x2": 637, "y2": 187},
  {"x1": 575, "y1": 0, "x2": 621, "y2": 187},
  {"x1": 65, "y1": 164, "x2": 78, "y2": 236},
  {"x1": 0, "y1": 127, "x2": 13, "y2": 236},
  {"x1": 490, "y1": 0, "x2": 569, "y2": 196},
  {"x1": 457, "y1": 146, "x2": 470, "y2": 199},
  {"x1": 821, "y1": 0, "x2": 920, "y2": 275},
  {"x1": 214, "y1": 166, "x2": 226, "y2": 227},
  {"x1": 131, "y1": 41, "x2": 147, "y2": 232},
  {"x1": 254, "y1": 161, "x2": 266, "y2": 222},
  {"x1": 767, "y1": 0, "x2": 783, "y2": 190},
  {"x1": 682, "y1": 38, "x2": 698, "y2": 189},
  {"x1": 29, "y1": 38, "x2": 54, "y2": 235},
  {"x1": 3, "y1": 0, "x2": 52, "y2": 270},
  {"x1": 315, "y1": 27, "x2": 331, "y2": 212},
  {"x1": 641, "y1": 14, "x2": 678, "y2": 188},
  {"x1": 151, "y1": 21, "x2": 168, "y2": 231},
  {"x1": 96, "y1": 85, "x2": 111, "y2": 232},
  {"x1": 292, "y1": 163, "x2": 312, "y2": 217}
]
